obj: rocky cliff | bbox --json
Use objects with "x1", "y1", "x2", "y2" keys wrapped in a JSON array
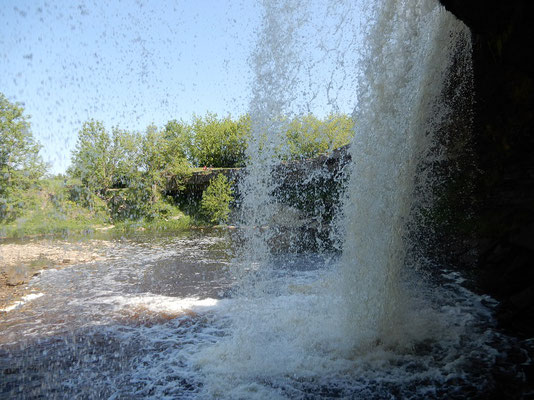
[{"x1": 439, "y1": 0, "x2": 534, "y2": 338}]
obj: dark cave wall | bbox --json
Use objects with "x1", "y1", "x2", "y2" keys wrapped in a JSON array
[{"x1": 439, "y1": 0, "x2": 534, "y2": 337}]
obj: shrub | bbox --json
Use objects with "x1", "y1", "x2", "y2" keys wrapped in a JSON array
[
  {"x1": 190, "y1": 113, "x2": 250, "y2": 167},
  {"x1": 106, "y1": 185, "x2": 152, "y2": 221},
  {"x1": 1, "y1": 92, "x2": 47, "y2": 222},
  {"x1": 284, "y1": 113, "x2": 354, "y2": 160},
  {"x1": 200, "y1": 173, "x2": 234, "y2": 223}
]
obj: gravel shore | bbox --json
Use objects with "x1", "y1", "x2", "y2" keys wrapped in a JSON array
[{"x1": 0, "y1": 240, "x2": 110, "y2": 311}]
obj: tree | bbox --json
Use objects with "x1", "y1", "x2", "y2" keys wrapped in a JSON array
[
  {"x1": 69, "y1": 120, "x2": 113, "y2": 194},
  {"x1": 110, "y1": 126, "x2": 141, "y2": 187},
  {"x1": 140, "y1": 124, "x2": 191, "y2": 192},
  {"x1": 201, "y1": 173, "x2": 233, "y2": 223},
  {"x1": 284, "y1": 113, "x2": 354, "y2": 160},
  {"x1": 190, "y1": 112, "x2": 250, "y2": 167},
  {"x1": 164, "y1": 119, "x2": 191, "y2": 161},
  {"x1": 322, "y1": 113, "x2": 354, "y2": 150},
  {"x1": 0, "y1": 92, "x2": 46, "y2": 221},
  {"x1": 68, "y1": 121, "x2": 192, "y2": 221}
]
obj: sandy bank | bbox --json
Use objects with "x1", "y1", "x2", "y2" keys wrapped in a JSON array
[{"x1": 0, "y1": 240, "x2": 110, "y2": 310}]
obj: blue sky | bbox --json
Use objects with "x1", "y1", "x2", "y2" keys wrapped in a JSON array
[{"x1": 1, "y1": 0, "x2": 362, "y2": 173}]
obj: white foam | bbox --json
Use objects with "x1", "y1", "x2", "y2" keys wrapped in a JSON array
[
  {"x1": 0, "y1": 292, "x2": 44, "y2": 313},
  {"x1": 119, "y1": 267, "x2": 501, "y2": 399},
  {"x1": 96, "y1": 294, "x2": 221, "y2": 317}
]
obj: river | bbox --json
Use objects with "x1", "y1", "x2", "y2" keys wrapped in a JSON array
[
  {"x1": 0, "y1": 230, "x2": 525, "y2": 399},
  {"x1": 1, "y1": 231, "x2": 234, "y2": 398}
]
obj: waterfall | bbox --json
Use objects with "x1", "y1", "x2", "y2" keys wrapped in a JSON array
[
  {"x1": 336, "y1": 0, "x2": 472, "y2": 350},
  {"x1": 233, "y1": 0, "x2": 309, "y2": 295},
  {"x1": 233, "y1": 0, "x2": 472, "y2": 344},
  {"x1": 193, "y1": 0, "x2": 476, "y2": 397}
]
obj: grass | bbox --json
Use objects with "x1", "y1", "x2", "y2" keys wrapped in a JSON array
[
  {"x1": 0, "y1": 210, "x2": 195, "y2": 240},
  {"x1": 0, "y1": 178, "x2": 197, "y2": 240},
  {"x1": 113, "y1": 214, "x2": 192, "y2": 234},
  {"x1": 0, "y1": 178, "x2": 106, "y2": 238},
  {"x1": 0, "y1": 206, "x2": 106, "y2": 239}
]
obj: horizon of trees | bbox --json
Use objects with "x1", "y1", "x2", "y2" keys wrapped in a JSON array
[{"x1": 1, "y1": 90, "x2": 355, "y2": 224}]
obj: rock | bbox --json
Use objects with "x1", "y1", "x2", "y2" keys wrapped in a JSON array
[
  {"x1": 510, "y1": 223, "x2": 534, "y2": 251},
  {"x1": 509, "y1": 284, "x2": 534, "y2": 310},
  {"x1": 437, "y1": 0, "x2": 534, "y2": 341},
  {"x1": 5, "y1": 269, "x2": 29, "y2": 287}
]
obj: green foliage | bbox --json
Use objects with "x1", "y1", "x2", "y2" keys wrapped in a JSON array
[
  {"x1": 68, "y1": 120, "x2": 191, "y2": 223},
  {"x1": 0, "y1": 173, "x2": 194, "y2": 239},
  {"x1": 110, "y1": 127, "x2": 141, "y2": 188},
  {"x1": 164, "y1": 119, "x2": 192, "y2": 159},
  {"x1": 284, "y1": 113, "x2": 354, "y2": 160},
  {"x1": 190, "y1": 113, "x2": 250, "y2": 168},
  {"x1": 69, "y1": 120, "x2": 113, "y2": 194},
  {"x1": 67, "y1": 178, "x2": 108, "y2": 212},
  {"x1": 0, "y1": 175, "x2": 192, "y2": 239},
  {"x1": 140, "y1": 124, "x2": 167, "y2": 188},
  {"x1": 0, "y1": 177, "x2": 108, "y2": 238},
  {"x1": 63, "y1": 112, "x2": 353, "y2": 228},
  {"x1": 0, "y1": 92, "x2": 47, "y2": 222},
  {"x1": 139, "y1": 124, "x2": 191, "y2": 209},
  {"x1": 106, "y1": 183, "x2": 159, "y2": 221},
  {"x1": 113, "y1": 213, "x2": 191, "y2": 234},
  {"x1": 201, "y1": 173, "x2": 234, "y2": 223},
  {"x1": 140, "y1": 124, "x2": 191, "y2": 189},
  {"x1": 1, "y1": 105, "x2": 354, "y2": 235}
]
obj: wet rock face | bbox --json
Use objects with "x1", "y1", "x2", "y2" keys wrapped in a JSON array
[{"x1": 439, "y1": 0, "x2": 534, "y2": 337}]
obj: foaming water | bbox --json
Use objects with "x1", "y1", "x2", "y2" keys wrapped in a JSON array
[
  {"x1": 0, "y1": 293, "x2": 44, "y2": 313},
  {"x1": 335, "y1": 0, "x2": 472, "y2": 350},
  {"x1": 0, "y1": 236, "x2": 522, "y2": 398}
]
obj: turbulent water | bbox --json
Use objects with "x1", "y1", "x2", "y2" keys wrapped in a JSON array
[
  {"x1": 0, "y1": 0, "x2": 528, "y2": 399},
  {"x1": 0, "y1": 233, "x2": 521, "y2": 399}
]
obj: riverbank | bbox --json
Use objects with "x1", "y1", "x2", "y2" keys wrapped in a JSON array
[
  {"x1": 0, "y1": 213, "x2": 192, "y2": 240},
  {"x1": 0, "y1": 239, "x2": 113, "y2": 311}
]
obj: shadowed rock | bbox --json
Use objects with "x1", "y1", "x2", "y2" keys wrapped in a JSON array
[{"x1": 439, "y1": 0, "x2": 534, "y2": 342}]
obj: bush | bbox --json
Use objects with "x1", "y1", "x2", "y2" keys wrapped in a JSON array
[
  {"x1": 0, "y1": 177, "x2": 109, "y2": 238},
  {"x1": 190, "y1": 113, "x2": 250, "y2": 168},
  {"x1": 67, "y1": 178, "x2": 104, "y2": 210},
  {"x1": 200, "y1": 174, "x2": 234, "y2": 223},
  {"x1": 1, "y1": 92, "x2": 47, "y2": 222},
  {"x1": 106, "y1": 185, "x2": 152, "y2": 221},
  {"x1": 284, "y1": 114, "x2": 354, "y2": 160}
]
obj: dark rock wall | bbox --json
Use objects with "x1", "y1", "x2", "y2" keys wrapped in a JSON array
[{"x1": 439, "y1": 1, "x2": 534, "y2": 338}]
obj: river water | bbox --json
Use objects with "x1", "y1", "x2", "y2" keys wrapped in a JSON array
[
  {"x1": 0, "y1": 231, "x2": 233, "y2": 398},
  {"x1": 0, "y1": 231, "x2": 526, "y2": 399}
]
